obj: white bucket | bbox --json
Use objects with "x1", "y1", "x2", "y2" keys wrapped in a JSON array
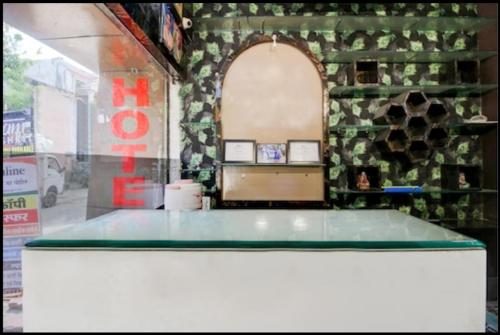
[{"x1": 164, "y1": 181, "x2": 202, "y2": 210}]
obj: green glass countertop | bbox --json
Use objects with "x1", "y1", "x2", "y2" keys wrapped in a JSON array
[{"x1": 26, "y1": 209, "x2": 484, "y2": 250}]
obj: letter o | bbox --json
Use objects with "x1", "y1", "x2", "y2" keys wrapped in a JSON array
[{"x1": 111, "y1": 110, "x2": 149, "y2": 139}]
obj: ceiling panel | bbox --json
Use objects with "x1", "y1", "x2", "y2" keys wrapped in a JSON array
[
  {"x1": 43, "y1": 35, "x2": 151, "y2": 74},
  {"x1": 3, "y1": 3, "x2": 158, "y2": 74},
  {"x1": 3, "y1": 3, "x2": 123, "y2": 39}
]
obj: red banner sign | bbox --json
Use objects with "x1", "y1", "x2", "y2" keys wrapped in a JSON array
[{"x1": 3, "y1": 209, "x2": 39, "y2": 226}]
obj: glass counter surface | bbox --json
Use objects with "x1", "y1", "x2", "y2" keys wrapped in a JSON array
[{"x1": 25, "y1": 209, "x2": 485, "y2": 250}]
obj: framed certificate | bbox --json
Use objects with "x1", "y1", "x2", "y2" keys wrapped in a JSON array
[
  {"x1": 256, "y1": 143, "x2": 286, "y2": 164},
  {"x1": 223, "y1": 140, "x2": 256, "y2": 163},
  {"x1": 287, "y1": 140, "x2": 321, "y2": 164}
]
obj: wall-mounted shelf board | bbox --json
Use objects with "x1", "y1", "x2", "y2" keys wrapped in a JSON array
[
  {"x1": 180, "y1": 122, "x2": 217, "y2": 128},
  {"x1": 330, "y1": 125, "x2": 390, "y2": 134},
  {"x1": 180, "y1": 168, "x2": 217, "y2": 172},
  {"x1": 430, "y1": 218, "x2": 497, "y2": 230},
  {"x1": 221, "y1": 163, "x2": 326, "y2": 167},
  {"x1": 430, "y1": 218, "x2": 494, "y2": 223},
  {"x1": 331, "y1": 188, "x2": 497, "y2": 194},
  {"x1": 193, "y1": 15, "x2": 496, "y2": 32},
  {"x1": 330, "y1": 122, "x2": 497, "y2": 136},
  {"x1": 324, "y1": 50, "x2": 497, "y2": 63},
  {"x1": 329, "y1": 84, "x2": 497, "y2": 97},
  {"x1": 449, "y1": 121, "x2": 497, "y2": 135}
]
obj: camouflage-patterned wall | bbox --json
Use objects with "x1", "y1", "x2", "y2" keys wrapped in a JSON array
[{"x1": 179, "y1": 3, "x2": 484, "y2": 224}]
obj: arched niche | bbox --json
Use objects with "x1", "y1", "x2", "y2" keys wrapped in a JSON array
[
  {"x1": 220, "y1": 37, "x2": 328, "y2": 202},
  {"x1": 221, "y1": 41, "x2": 325, "y2": 142}
]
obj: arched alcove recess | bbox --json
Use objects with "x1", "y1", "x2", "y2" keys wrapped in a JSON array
[{"x1": 219, "y1": 35, "x2": 329, "y2": 202}]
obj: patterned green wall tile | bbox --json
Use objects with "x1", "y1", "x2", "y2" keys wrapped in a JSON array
[{"x1": 181, "y1": 3, "x2": 483, "y2": 220}]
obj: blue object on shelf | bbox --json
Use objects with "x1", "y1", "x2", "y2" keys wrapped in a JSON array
[{"x1": 383, "y1": 186, "x2": 423, "y2": 193}]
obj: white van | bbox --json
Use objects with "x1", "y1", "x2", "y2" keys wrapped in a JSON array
[{"x1": 37, "y1": 154, "x2": 65, "y2": 208}]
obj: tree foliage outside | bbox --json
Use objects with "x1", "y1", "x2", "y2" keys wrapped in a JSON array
[{"x1": 3, "y1": 23, "x2": 33, "y2": 111}]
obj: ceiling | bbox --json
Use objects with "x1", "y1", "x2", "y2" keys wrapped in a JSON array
[{"x1": 3, "y1": 3, "x2": 160, "y2": 74}]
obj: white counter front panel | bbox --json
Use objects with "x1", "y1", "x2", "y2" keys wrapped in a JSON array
[{"x1": 23, "y1": 248, "x2": 486, "y2": 332}]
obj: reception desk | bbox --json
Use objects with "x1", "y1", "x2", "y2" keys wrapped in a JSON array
[{"x1": 23, "y1": 209, "x2": 486, "y2": 332}]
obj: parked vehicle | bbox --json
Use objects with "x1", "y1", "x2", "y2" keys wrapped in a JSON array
[{"x1": 37, "y1": 154, "x2": 65, "y2": 208}]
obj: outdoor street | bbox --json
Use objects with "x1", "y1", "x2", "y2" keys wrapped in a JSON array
[{"x1": 39, "y1": 187, "x2": 89, "y2": 234}]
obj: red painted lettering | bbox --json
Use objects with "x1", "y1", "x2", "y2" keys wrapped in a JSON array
[
  {"x1": 111, "y1": 144, "x2": 147, "y2": 173},
  {"x1": 113, "y1": 176, "x2": 145, "y2": 207},
  {"x1": 112, "y1": 78, "x2": 149, "y2": 107},
  {"x1": 111, "y1": 77, "x2": 150, "y2": 209},
  {"x1": 111, "y1": 110, "x2": 149, "y2": 139}
]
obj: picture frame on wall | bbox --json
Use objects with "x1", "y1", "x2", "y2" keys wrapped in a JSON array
[
  {"x1": 172, "y1": 23, "x2": 183, "y2": 63},
  {"x1": 173, "y1": 3, "x2": 183, "y2": 17},
  {"x1": 160, "y1": 4, "x2": 176, "y2": 52},
  {"x1": 223, "y1": 140, "x2": 256, "y2": 163},
  {"x1": 160, "y1": 4, "x2": 183, "y2": 63},
  {"x1": 287, "y1": 140, "x2": 321, "y2": 164},
  {"x1": 256, "y1": 143, "x2": 287, "y2": 164}
]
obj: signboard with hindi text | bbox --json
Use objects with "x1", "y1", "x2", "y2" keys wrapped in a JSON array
[
  {"x1": 3, "y1": 156, "x2": 39, "y2": 194},
  {"x1": 3, "y1": 109, "x2": 35, "y2": 157},
  {"x1": 3, "y1": 155, "x2": 41, "y2": 293}
]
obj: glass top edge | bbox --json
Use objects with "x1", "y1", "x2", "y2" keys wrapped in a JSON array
[{"x1": 25, "y1": 239, "x2": 485, "y2": 250}]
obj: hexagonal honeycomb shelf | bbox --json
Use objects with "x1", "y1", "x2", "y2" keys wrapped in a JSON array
[
  {"x1": 425, "y1": 100, "x2": 449, "y2": 124},
  {"x1": 407, "y1": 140, "x2": 431, "y2": 163},
  {"x1": 373, "y1": 90, "x2": 450, "y2": 164},
  {"x1": 375, "y1": 127, "x2": 410, "y2": 154},
  {"x1": 405, "y1": 112, "x2": 428, "y2": 138},
  {"x1": 425, "y1": 125, "x2": 448, "y2": 148},
  {"x1": 392, "y1": 90, "x2": 428, "y2": 110},
  {"x1": 373, "y1": 103, "x2": 406, "y2": 125}
]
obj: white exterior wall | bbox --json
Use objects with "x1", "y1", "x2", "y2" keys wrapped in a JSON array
[{"x1": 34, "y1": 84, "x2": 77, "y2": 155}]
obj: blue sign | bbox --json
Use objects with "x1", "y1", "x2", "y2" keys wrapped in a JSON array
[{"x1": 3, "y1": 109, "x2": 34, "y2": 156}]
